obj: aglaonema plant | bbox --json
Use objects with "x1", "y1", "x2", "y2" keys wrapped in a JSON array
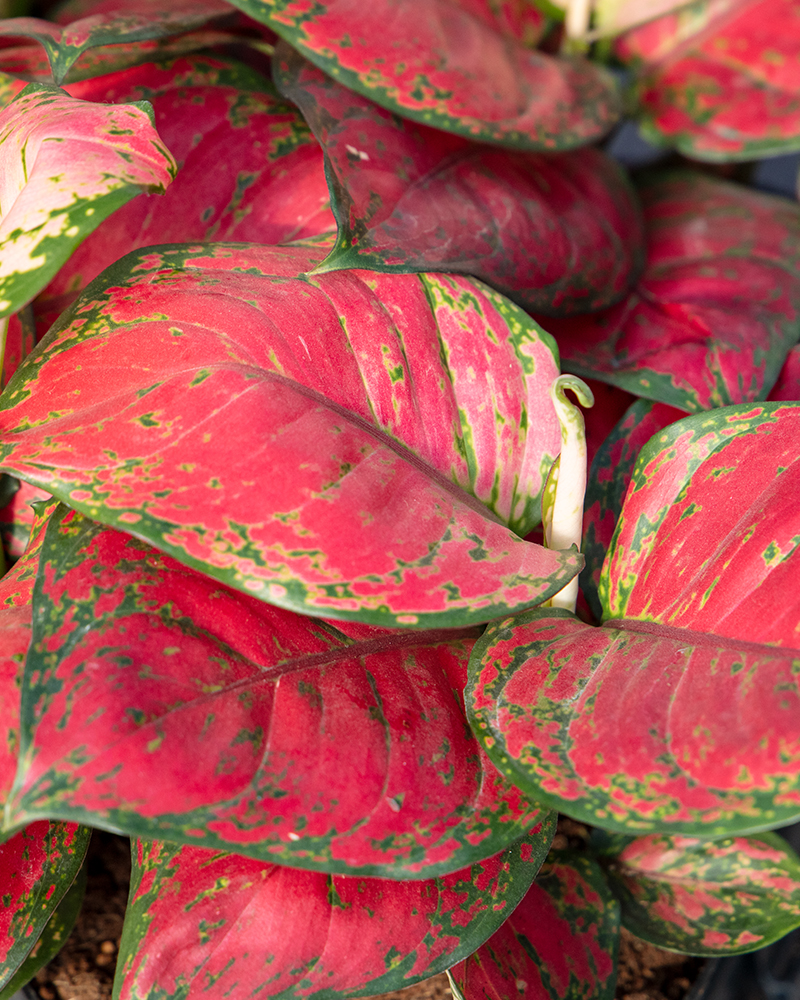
[{"x1": 0, "y1": 0, "x2": 799, "y2": 998}]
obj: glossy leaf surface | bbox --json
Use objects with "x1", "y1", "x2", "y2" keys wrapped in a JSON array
[
  {"x1": 36, "y1": 53, "x2": 334, "y2": 331},
  {"x1": 449, "y1": 850, "x2": 619, "y2": 999},
  {"x1": 602, "y1": 401, "x2": 800, "y2": 647},
  {"x1": 581, "y1": 398, "x2": 683, "y2": 620},
  {"x1": 9, "y1": 503, "x2": 555, "y2": 876},
  {"x1": 226, "y1": 0, "x2": 621, "y2": 149},
  {"x1": 467, "y1": 403, "x2": 800, "y2": 834},
  {"x1": 0, "y1": 1, "x2": 231, "y2": 83},
  {"x1": 467, "y1": 607, "x2": 800, "y2": 835},
  {"x1": 0, "y1": 821, "x2": 89, "y2": 992},
  {"x1": 0, "y1": 864, "x2": 85, "y2": 1000},
  {"x1": 599, "y1": 832, "x2": 800, "y2": 954},
  {"x1": 0, "y1": 243, "x2": 576, "y2": 627},
  {"x1": 0, "y1": 502, "x2": 51, "y2": 809},
  {"x1": 275, "y1": 46, "x2": 643, "y2": 316},
  {"x1": 617, "y1": 0, "x2": 800, "y2": 160},
  {"x1": 116, "y1": 834, "x2": 547, "y2": 1000},
  {"x1": 545, "y1": 171, "x2": 800, "y2": 412},
  {"x1": 0, "y1": 81, "x2": 175, "y2": 319}
]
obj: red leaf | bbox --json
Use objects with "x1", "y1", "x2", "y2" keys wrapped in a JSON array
[
  {"x1": 450, "y1": 850, "x2": 620, "y2": 999},
  {"x1": 543, "y1": 171, "x2": 800, "y2": 412},
  {"x1": 0, "y1": 244, "x2": 575, "y2": 626},
  {"x1": 225, "y1": 0, "x2": 621, "y2": 149},
  {"x1": 581, "y1": 397, "x2": 684, "y2": 619},
  {"x1": 467, "y1": 402, "x2": 800, "y2": 835},
  {"x1": 770, "y1": 343, "x2": 800, "y2": 401},
  {"x1": 616, "y1": 0, "x2": 800, "y2": 160},
  {"x1": 0, "y1": 821, "x2": 89, "y2": 990},
  {"x1": 602, "y1": 402, "x2": 800, "y2": 648},
  {"x1": 467, "y1": 607, "x2": 800, "y2": 834},
  {"x1": 35, "y1": 54, "x2": 334, "y2": 332},
  {"x1": 0, "y1": 80, "x2": 176, "y2": 319},
  {"x1": 0, "y1": 1, "x2": 232, "y2": 83},
  {"x1": 598, "y1": 831, "x2": 800, "y2": 954},
  {"x1": 11, "y1": 504, "x2": 555, "y2": 876},
  {"x1": 116, "y1": 834, "x2": 548, "y2": 999},
  {"x1": 275, "y1": 46, "x2": 644, "y2": 316},
  {"x1": 0, "y1": 501, "x2": 52, "y2": 807}
]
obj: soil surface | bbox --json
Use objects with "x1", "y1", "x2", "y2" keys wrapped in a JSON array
[{"x1": 26, "y1": 831, "x2": 704, "y2": 1000}]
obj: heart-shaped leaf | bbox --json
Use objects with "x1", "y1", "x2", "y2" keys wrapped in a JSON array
[
  {"x1": 0, "y1": 820, "x2": 90, "y2": 992},
  {"x1": 224, "y1": 0, "x2": 622, "y2": 149},
  {"x1": 116, "y1": 833, "x2": 548, "y2": 1000},
  {"x1": 466, "y1": 402, "x2": 800, "y2": 835},
  {"x1": 467, "y1": 607, "x2": 800, "y2": 835},
  {"x1": 8, "y1": 502, "x2": 556, "y2": 877},
  {"x1": 0, "y1": 80, "x2": 175, "y2": 320},
  {"x1": 36, "y1": 53, "x2": 334, "y2": 332},
  {"x1": 449, "y1": 850, "x2": 620, "y2": 1000},
  {"x1": 596, "y1": 831, "x2": 800, "y2": 954},
  {"x1": 616, "y1": 0, "x2": 800, "y2": 160},
  {"x1": 0, "y1": 243, "x2": 577, "y2": 627},
  {"x1": 274, "y1": 45, "x2": 644, "y2": 317},
  {"x1": 543, "y1": 170, "x2": 800, "y2": 412},
  {"x1": 0, "y1": 1, "x2": 232, "y2": 83}
]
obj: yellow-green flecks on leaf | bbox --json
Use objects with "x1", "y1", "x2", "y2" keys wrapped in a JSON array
[{"x1": 0, "y1": 82, "x2": 176, "y2": 318}]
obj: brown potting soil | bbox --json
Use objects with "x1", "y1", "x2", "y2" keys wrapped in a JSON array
[{"x1": 26, "y1": 831, "x2": 703, "y2": 1000}]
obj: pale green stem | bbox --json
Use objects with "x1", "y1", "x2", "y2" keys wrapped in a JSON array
[
  {"x1": 544, "y1": 374, "x2": 594, "y2": 613},
  {"x1": 562, "y1": 0, "x2": 593, "y2": 51}
]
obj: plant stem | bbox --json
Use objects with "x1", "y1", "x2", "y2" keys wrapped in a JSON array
[{"x1": 543, "y1": 374, "x2": 594, "y2": 613}]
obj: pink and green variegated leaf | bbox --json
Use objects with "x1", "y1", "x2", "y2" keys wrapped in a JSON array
[
  {"x1": 0, "y1": 821, "x2": 89, "y2": 991},
  {"x1": 35, "y1": 53, "x2": 334, "y2": 332},
  {"x1": 449, "y1": 850, "x2": 619, "y2": 1000},
  {"x1": 612, "y1": 0, "x2": 742, "y2": 65},
  {"x1": 452, "y1": 0, "x2": 549, "y2": 46},
  {"x1": 616, "y1": 0, "x2": 800, "y2": 160},
  {"x1": 0, "y1": 306, "x2": 33, "y2": 390},
  {"x1": 0, "y1": 500, "x2": 52, "y2": 810},
  {"x1": 274, "y1": 46, "x2": 643, "y2": 316},
  {"x1": 116, "y1": 833, "x2": 547, "y2": 1000},
  {"x1": 0, "y1": 477, "x2": 50, "y2": 561},
  {"x1": 224, "y1": 0, "x2": 621, "y2": 150},
  {"x1": 0, "y1": 1, "x2": 232, "y2": 83},
  {"x1": 0, "y1": 863, "x2": 85, "y2": 1000},
  {"x1": 9, "y1": 502, "x2": 556, "y2": 876},
  {"x1": 581, "y1": 398, "x2": 684, "y2": 620},
  {"x1": 0, "y1": 243, "x2": 575, "y2": 627},
  {"x1": 0, "y1": 81, "x2": 175, "y2": 320},
  {"x1": 0, "y1": 862, "x2": 84, "y2": 1000},
  {"x1": 466, "y1": 607, "x2": 800, "y2": 835},
  {"x1": 595, "y1": 831, "x2": 800, "y2": 955},
  {"x1": 601, "y1": 402, "x2": 800, "y2": 648},
  {"x1": 543, "y1": 170, "x2": 800, "y2": 412},
  {"x1": 0, "y1": 30, "x2": 257, "y2": 87},
  {"x1": 0, "y1": 71, "x2": 26, "y2": 109}
]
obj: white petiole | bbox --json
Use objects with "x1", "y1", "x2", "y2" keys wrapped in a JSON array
[{"x1": 543, "y1": 374, "x2": 594, "y2": 613}]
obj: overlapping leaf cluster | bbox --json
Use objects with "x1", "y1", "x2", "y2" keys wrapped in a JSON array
[{"x1": 0, "y1": 1, "x2": 798, "y2": 999}]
